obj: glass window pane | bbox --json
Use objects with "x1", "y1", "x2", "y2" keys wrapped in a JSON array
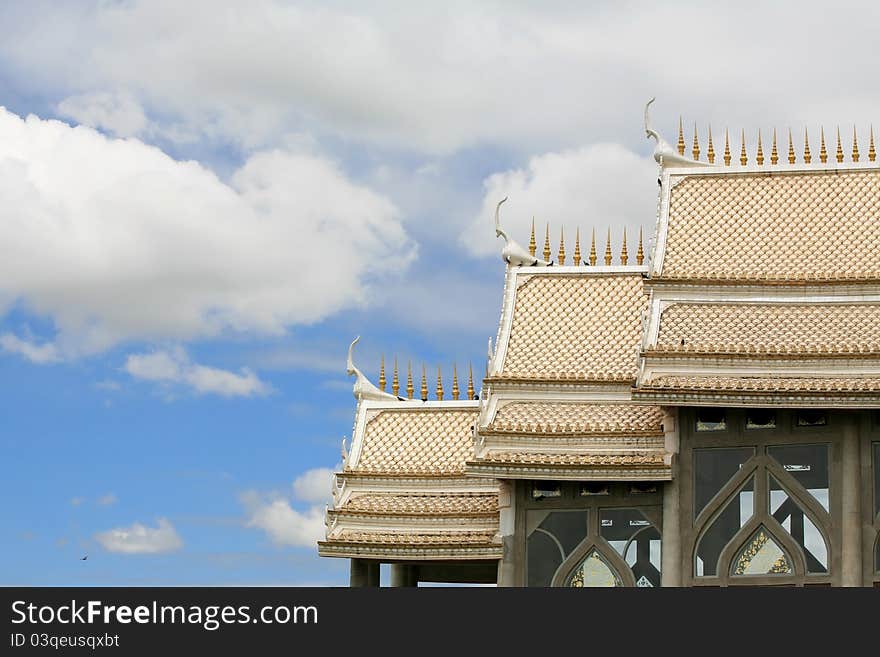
[
  {"x1": 696, "y1": 408, "x2": 727, "y2": 432},
  {"x1": 768, "y1": 444, "x2": 830, "y2": 512},
  {"x1": 746, "y1": 410, "x2": 776, "y2": 430},
  {"x1": 694, "y1": 447, "x2": 755, "y2": 518},
  {"x1": 731, "y1": 527, "x2": 793, "y2": 576},
  {"x1": 796, "y1": 411, "x2": 827, "y2": 427},
  {"x1": 695, "y1": 476, "x2": 755, "y2": 576},
  {"x1": 527, "y1": 529, "x2": 562, "y2": 587},
  {"x1": 532, "y1": 483, "x2": 561, "y2": 500},
  {"x1": 600, "y1": 508, "x2": 661, "y2": 587},
  {"x1": 537, "y1": 511, "x2": 589, "y2": 556},
  {"x1": 567, "y1": 550, "x2": 622, "y2": 587},
  {"x1": 769, "y1": 476, "x2": 828, "y2": 573}
]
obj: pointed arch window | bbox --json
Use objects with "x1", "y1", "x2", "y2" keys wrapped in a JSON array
[{"x1": 691, "y1": 442, "x2": 831, "y2": 585}]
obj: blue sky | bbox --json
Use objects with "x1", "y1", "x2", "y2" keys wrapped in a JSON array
[{"x1": 1, "y1": 1, "x2": 878, "y2": 585}]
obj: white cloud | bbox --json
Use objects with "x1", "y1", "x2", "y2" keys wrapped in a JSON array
[
  {"x1": 3, "y1": 2, "x2": 879, "y2": 153},
  {"x1": 97, "y1": 493, "x2": 117, "y2": 506},
  {"x1": 240, "y1": 491, "x2": 325, "y2": 548},
  {"x1": 0, "y1": 333, "x2": 60, "y2": 363},
  {"x1": 94, "y1": 517, "x2": 183, "y2": 554},
  {"x1": 0, "y1": 108, "x2": 412, "y2": 359},
  {"x1": 70, "y1": 497, "x2": 84, "y2": 507},
  {"x1": 56, "y1": 90, "x2": 148, "y2": 137},
  {"x1": 124, "y1": 348, "x2": 269, "y2": 397},
  {"x1": 464, "y1": 143, "x2": 658, "y2": 258},
  {"x1": 292, "y1": 468, "x2": 335, "y2": 504}
]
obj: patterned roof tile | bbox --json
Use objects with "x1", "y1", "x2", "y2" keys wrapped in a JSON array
[
  {"x1": 501, "y1": 274, "x2": 646, "y2": 380},
  {"x1": 661, "y1": 170, "x2": 880, "y2": 280},
  {"x1": 489, "y1": 401, "x2": 664, "y2": 433}
]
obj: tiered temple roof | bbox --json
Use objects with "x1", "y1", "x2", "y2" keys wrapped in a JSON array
[{"x1": 320, "y1": 107, "x2": 880, "y2": 564}]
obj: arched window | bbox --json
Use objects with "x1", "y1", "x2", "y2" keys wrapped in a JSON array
[
  {"x1": 690, "y1": 438, "x2": 832, "y2": 586},
  {"x1": 523, "y1": 482, "x2": 662, "y2": 587}
]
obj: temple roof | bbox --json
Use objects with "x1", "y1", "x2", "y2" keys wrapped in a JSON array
[
  {"x1": 484, "y1": 401, "x2": 664, "y2": 435},
  {"x1": 491, "y1": 271, "x2": 647, "y2": 383},
  {"x1": 321, "y1": 401, "x2": 502, "y2": 561},
  {"x1": 656, "y1": 168, "x2": 880, "y2": 282},
  {"x1": 650, "y1": 302, "x2": 880, "y2": 356},
  {"x1": 346, "y1": 404, "x2": 477, "y2": 477}
]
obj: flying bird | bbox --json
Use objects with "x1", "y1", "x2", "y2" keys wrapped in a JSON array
[{"x1": 80, "y1": 555, "x2": 88, "y2": 561}]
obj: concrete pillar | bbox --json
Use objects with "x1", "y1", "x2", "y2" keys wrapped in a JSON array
[
  {"x1": 390, "y1": 564, "x2": 416, "y2": 587},
  {"x1": 841, "y1": 423, "x2": 862, "y2": 586},
  {"x1": 496, "y1": 481, "x2": 517, "y2": 586},
  {"x1": 349, "y1": 559, "x2": 369, "y2": 587},
  {"x1": 661, "y1": 474, "x2": 682, "y2": 587}
]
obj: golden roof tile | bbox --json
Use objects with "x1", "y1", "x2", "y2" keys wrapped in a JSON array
[
  {"x1": 348, "y1": 407, "x2": 477, "y2": 476},
  {"x1": 500, "y1": 274, "x2": 647, "y2": 381},
  {"x1": 660, "y1": 170, "x2": 880, "y2": 281},
  {"x1": 340, "y1": 493, "x2": 498, "y2": 516},
  {"x1": 639, "y1": 375, "x2": 880, "y2": 393},
  {"x1": 476, "y1": 452, "x2": 666, "y2": 466},
  {"x1": 329, "y1": 530, "x2": 500, "y2": 546},
  {"x1": 488, "y1": 402, "x2": 664, "y2": 434},
  {"x1": 653, "y1": 303, "x2": 880, "y2": 355}
]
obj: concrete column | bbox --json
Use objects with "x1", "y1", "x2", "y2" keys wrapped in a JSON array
[
  {"x1": 661, "y1": 474, "x2": 682, "y2": 587},
  {"x1": 349, "y1": 559, "x2": 369, "y2": 587},
  {"x1": 390, "y1": 564, "x2": 416, "y2": 587},
  {"x1": 841, "y1": 423, "x2": 863, "y2": 586},
  {"x1": 496, "y1": 481, "x2": 517, "y2": 586}
]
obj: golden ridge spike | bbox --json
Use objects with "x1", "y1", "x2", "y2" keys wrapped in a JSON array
[
  {"x1": 770, "y1": 128, "x2": 779, "y2": 165},
  {"x1": 869, "y1": 125, "x2": 876, "y2": 162},
  {"x1": 787, "y1": 128, "x2": 796, "y2": 165},
  {"x1": 391, "y1": 356, "x2": 399, "y2": 397},
  {"x1": 836, "y1": 126, "x2": 844, "y2": 163},
  {"x1": 589, "y1": 228, "x2": 597, "y2": 266},
  {"x1": 723, "y1": 128, "x2": 731, "y2": 166},
  {"x1": 803, "y1": 127, "x2": 812, "y2": 164},
  {"x1": 573, "y1": 227, "x2": 581, "y2": 266},
  {"x1": 852, "y1": 125, "x2": 860, "y2": 162},
  {"x1": 467, "y1": 362, "x2": 475, "y2": 400},
  {"x1": 620, "y1": 227, "x2": 628, "y2": 265},
  {"x1": 636, "y1": 226, "x2": 644, "y2": 265},
  {"x1": 406, "y1": 361, "x2": 414, "y2": 399},
  {"x1": 739, "y1": 129, "x2": 747, "y2": 166},
  {"x1": 677, "y1": 116, "x2": 685, "y2": 155},
  {"x1": 420, "y1": 364, "x2": 428, "y2": 402},
  {"x1": 604, "y1": 227, "x2": 612, "y2": 266},
  {"x1": 378, "y1": 354, "x2": 386, "y2": 392},
  {"x1": 692, "y1": 122, "x2": 700, "y2": 161},
  {"x1": 542, "y1": 223, "x2": 551, "y2": 262},
  {"x1": 528, "y1": 218, "x2": 536, "y2": 257},
  {"x1": 756, "y1": 130, "x2": 764, "y2": 165},
  {"x1": 557, "y1": 227, "x2": 565, "y2": 265},
  {"x1": 451, "y1": 364, "x2": 460, "y2": 401},
  {"x1": 820, "y1": 126, "x2": 828, "y2": 163},
  {"x1": 707, "y1": 125, "x2": 715, "y2": 163},
  {"x1": 435, "y1": 365, "x2": 443, "y2": 401}
]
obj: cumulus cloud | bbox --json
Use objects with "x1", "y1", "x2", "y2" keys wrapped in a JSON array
[
  {"x1": 464, "y1": 143, "x2": 658, "y2": 258},
  {"x1": 2, "y1": 2, "x2": 878, "y2": 153},
  {"x1": 292, "y1": 468, "x2": 334, "y2": 504},
  {"x1": 124, "y1": 348, "x2": 269, "y2": 397},
  {"x1": 240, "y1": 491, "x2": 326, "y2": 548},
  {"x1": 0, "y1": 108, "x2": 411, "y2": 360},
  {"x1": 94, "y1": 518, "x2": 183, "y2": 554},
  {"x1": 56, "y1": 90, "x2": 148, "y2": 138}
]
